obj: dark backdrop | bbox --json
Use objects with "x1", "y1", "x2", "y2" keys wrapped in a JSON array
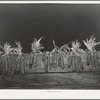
[{"x1": 0, "y1": 4, "x2": 100, "y2": 52}]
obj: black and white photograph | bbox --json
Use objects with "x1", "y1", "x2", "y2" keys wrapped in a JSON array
[{"x1": 0, "y1": 2, "x2": 100, "y2": 90}]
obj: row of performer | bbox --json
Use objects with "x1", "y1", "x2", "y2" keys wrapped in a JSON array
[
  {"x1": 29, "y1": 49, "x2": 99, "y2": 73},
  {"x1": 0, "y1": 35, "x2": 100, "y2": 75}
]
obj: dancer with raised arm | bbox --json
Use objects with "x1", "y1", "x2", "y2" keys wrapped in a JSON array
[
  {"x1": 29, "y1": 37, "x2": 44, "y2": 69},
  {"x1": 14, "y1": 41, "x2": 26, "y2": 75},
  {"x1": 0, "y1": 43, "x2": 13, "y2": 75},
  {"x1": 68, "y1": 40, "x2": 85, "y2": 72},
  {"x1": 83, "y1": 35, "x2": 100, "y2": 69}
]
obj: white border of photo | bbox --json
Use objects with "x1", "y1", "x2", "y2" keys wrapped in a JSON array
[{"x1": 0, "y1": 90, "x2": 100, "y2": 99}]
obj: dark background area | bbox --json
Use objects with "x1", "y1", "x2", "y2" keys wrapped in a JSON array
[{"x1": 0, "y1": 4, "x2": 100, "y2": 53}]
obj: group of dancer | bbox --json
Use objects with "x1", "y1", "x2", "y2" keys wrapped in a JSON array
[
  {"x1": 0, "y1": 35, "x2": 99, "y2": 76},
  {"x1": 29, "y1": 35, "x2": 100, "y2": 73}
]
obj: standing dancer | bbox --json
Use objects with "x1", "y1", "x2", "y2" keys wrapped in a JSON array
[
  {"x1": 51, "y1": 40, "x2": 60, "y2": 68},
  {"x1": 59, "y1": 44, "x2": 70, "y2": 69},
  {"x1": 68, "y1": 40, "x2": 85, "y2": 72},
  {"x1": 83, "y1": 35, "x2": 100, "y2": 69},
  {"x1": 42, "y1": 51, "x2": 50, "y2": 72},
  {"x1": 14, "y1": 41, "x2": 26, "y2": 75},
  {"x1": 0, "y1": 43, "x2": 13, "y2": 75},
  {"x1": 29, "y1": 37, "x2": 44, "y2": 69}
]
